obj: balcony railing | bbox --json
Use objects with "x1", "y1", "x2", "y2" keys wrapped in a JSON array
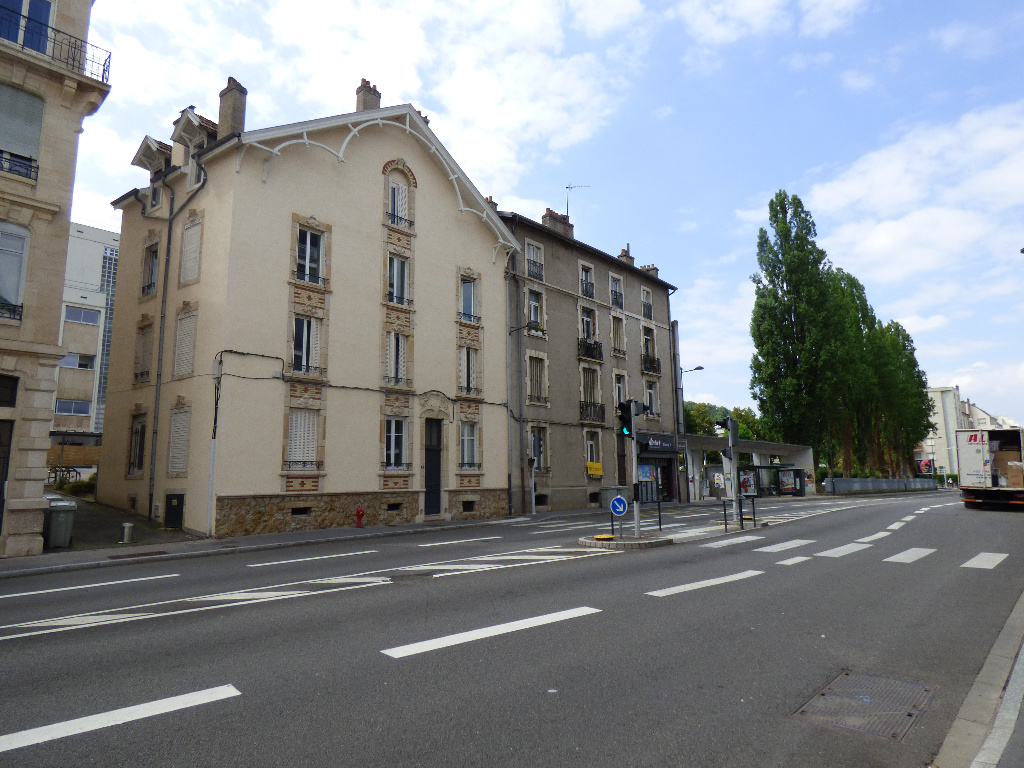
[
  {"x1": 0, "y1": 151, "x2": 37, "y2": 181},
  {"x1": 611, "y1": 290, "x2": 624, "y2": 309},
  {"x1": 386, "y1": 211, "x2": 414, "y2": 228},
  {"x1": 284, "y1": 460, "x2": 323, "y2": 471},
  {"x1": 526, "y1": 394, "x2": 549, "y2": 405},
  {"x1": 382, "y1": 461, "x2": 412, "y2": 471},
  {"x1": 458, "y1": 385, "x2": 482, "y2": 397},
  {"x1": 0, "y1": 11, "x2": 111, "y2": 83},
  {"x1": 527, "y1": 259, "x2": 544, "y2": 280},
  {"x1": 458, "y1": 312, "x2": 481, "y2": 324},
  {"x1": 141, "y1": 281, "x2": 156, "y2": 296},
  {"x1": 458, "y1": 462, "x2": 482, "y2": 471},
  {"x1": 612, "y1": 346, "x2": 626, "y2": 357},
  {"x1": 387, "y1": 291, "x2": 412, "y2": 307},
  {"x1": 293, "y1": 270, "x2": 327, "y2": 286},
  {"x1": 578, "y1": 338, "x2": 603, "y2": 361},
  {"x1": 642, "y1": 355, "x2": 662, "y2": 374},
  {"x1": 383, "y1": 375, "x2": 412, "y2": 387},
  {"x1": 0, "y1": 300, "x2": 23, "y2": 320},
  {"x1": 580, "y1": 280, "x2": 595, "y2": 298},
  {"x1": 580, "y1": 401, "x2": 605, "y2": 423},
  {"x1": 133, "y1": 370, "x2": 150, "y2": 384},
  {"x1": 292, "y1": 364, "x2": 326, "y2": 377},
  {"x1": 642, "y1": 301, "x2": 654, "y2": 320}
]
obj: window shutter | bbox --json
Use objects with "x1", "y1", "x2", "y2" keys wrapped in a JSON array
[
  {"x1": 384, "y1": 332, "x2": 393, "y2": 379},
  {"x1": 0, "y1": 84, "x2": 45, "y2": 159},
  {"x1": 180, "y1": 222, "x2": 201, "y2": 282},
  {"x1": 287, "y1": 409, "x2": 317, "y2": 462},
  {"x1": 391, "y1": 180, "x2": 408, "y2": 219},
  {"x1": 467, "y1": 348, "x2": 476, "y2": 388},
  {"x1": 397, "y1": 334, "x2": 407, "y2": 379},
  {"x1": 0, "y1": 228, "x2": 27, "y2": 306},
  {"x1": 458, "y1": 347, "x2": 465, "y2": 388},
  {"x1": 168, "y1": 409, "x2": 190, "y2": 475},
  {"x1": 173, "y1": 311, "x2": 197, "y2": 377},
  {"x1": 310, "y1": 318, "x2": 320, "y2": 367}
]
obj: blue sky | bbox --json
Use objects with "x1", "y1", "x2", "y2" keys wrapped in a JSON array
[{"x1": 73, "y1": 0, "x2": 1024, "y2": 424}]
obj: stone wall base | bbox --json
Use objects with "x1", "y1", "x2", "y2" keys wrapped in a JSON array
[{"x1": 216, "y1": 488, "x2": 509, "y2": 538}]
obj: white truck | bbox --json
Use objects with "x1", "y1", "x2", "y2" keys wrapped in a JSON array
[{"x1": 955, "y1": 428, "x2": 1024, "y2": 508}]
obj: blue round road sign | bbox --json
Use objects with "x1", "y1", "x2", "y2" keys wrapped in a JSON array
[{"x1": 610, "y1": 495, "x2": 628, "y2": 516}]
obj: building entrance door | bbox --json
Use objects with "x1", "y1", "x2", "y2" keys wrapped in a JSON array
[
  {"x1": 165, "y1": 494, "x2": 184, "y2": 528},
  {"x1": 424, "y1": 419, "x2": 442, "y2": 516}
]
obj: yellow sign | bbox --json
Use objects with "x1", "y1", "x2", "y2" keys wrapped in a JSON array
[{"x1": 586, "y1": 462, "x2": 603, "y2": 478}]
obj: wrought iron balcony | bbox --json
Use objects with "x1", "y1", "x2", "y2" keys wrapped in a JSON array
[
  {"x1": 580, "y1": 280, "x2": 595, "y2": 298},
  {"x1": 0, "y1": 10, "x2": 111, "y2": 83},
  {"x1": 284, "y1": 460, "x2": 323, "y2": 471},
  {"x1": 458, "y1": 311, "x2": 481, "y2": 324},
  {"x1": 458, "y1": 462, "x2": 482, "y2": 471},
  {"x1": 642, "y1": 355, "x2": 662, "y2": 374},
  {"x1": 611, "y1": 290, "x2": 624, "y2": 309},
  {"x1": 578, "y1": 338, "x2": 603, "y2": 361},
  {"x1": 141, "y1": 281, "x2": 156, "y2": 296},
  {"x1": 387, "y1": 291, "x2": 412, "y2": 306},
  {"x1": 292, "y1": 364, "x2": 326, "y2": 377},
  {"x1": 526, "y1": 394, "x2": 549, "y2": 405},
  {"x1": 612, "y1": 346, "x2": 626, "y2": 357},
  {"x1": 0, "y1": 300, "x2": 23, "y2": 320},
  {"x1": 580, "y1": 401, "x2": 605, "y2": 423},
  {"x1": 293, "y1": 270, "x2": 327, "y2": 286},
  {"x1": 382, "y1": 461, "x2": 412, "y2": 471},
  {"x1": 133, "y1": 370, "x2": 150, "y2": 384},
  {"x1": 642, "y1": 301, "x2": 654, "y2": 320},
  {"x1": 383, "y1": 375, "x2": 412, "y2": 387},
  {"x1": 458, "y1": 385, "x2": 482, "y2": 397},
  {"x1": 386, "y1": 211, "x2": 414, "y2": 228},
  {"x1": 527, "y1": 259, "x2": 544, "y2": 280},
  {"x1": 0, "y1": 151, "x2": 37, "y2": 181}
]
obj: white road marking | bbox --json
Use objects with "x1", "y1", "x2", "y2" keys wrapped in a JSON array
[
  {"x1": 470, "y1": 554, "x2": 579, "y2": 561},
  {"x1": 19, "y1": 613, "x2": 156, "y2": 627},
  {"x1": 901, "y1": 516, "x2": 917, "y2": 521},
  {"x1": 398, "y1": 564, "x2": 497, "y2": 572},
  {"x1": 0, "y1": 684, "x2": 240, "y2": 754},
  {"x1": 856, "y1": 532, "x2": 891, "y2": 542},
  {"x1": 701, "y1": 535, "x2": 765, "y2": 548},
  {"x1": 0, "y1": 574, "x2": 179, "y2": 601},
  {"x1": 646, "y1": 570, "x2": 764, "y2": 597},
  {"x1": 887, "y1": 522, "x2": 906, "y2": 530},
  {"x1": 669, "y1": 526, "x2": 721, "y2": 540},
  {"x1": 884, "y1": 548, "x2": 936, "y2": 563},
  {"x1": 315, "y1": 576, "x2": 391, "y2": 584},
  {"x1": 962, "y1": 553, "x2": 1009, "y2": 570},
  {"x1": 247, "y1": 550, "x2": 377, "y2": 567},
  {"x1": 776, "y1": 556, "x2": 812, "y2": 565},
  {"x1": 815, "y1": 543, "x2": 872, "y2": 558},
  {"x1": 188, "y1": 590, "x2": 309, "y2": 601},
  {"x1": 418, "y1": 537, "x2": 503, "y2": 547},
  {"x1": 752, "y1": 539, "x2": 815, "y2": 553},
  {"x1": 381, "y1": 607, "x2": 601, "y2": 658}
]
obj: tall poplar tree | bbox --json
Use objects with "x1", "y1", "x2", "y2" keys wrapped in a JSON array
[{"x1": 749, "y1": 191, "x2": 833, "y2": 459}]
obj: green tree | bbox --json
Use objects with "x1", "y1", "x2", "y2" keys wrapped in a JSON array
[
  {"x1": 687, "y1": 402, "x2": 717, "y2": 436},
  {"x1": 750, "y1": 190, "x2": 834, "y2": 465}
]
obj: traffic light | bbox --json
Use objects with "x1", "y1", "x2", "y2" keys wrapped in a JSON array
[
  {"x1": 617, "y1": 401, "x2": 634, "y2": 438},
  {"x1": 716, "y1": 416, "x2": 738, "y2": 460}
]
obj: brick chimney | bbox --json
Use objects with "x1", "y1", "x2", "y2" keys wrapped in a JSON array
[
  {"x1": 639, "y1": 264, "x2": 659, "y2": 279},
  {"x1": 541, "y1": 208, "x2": 573, "y2": 238},
  {"x1": 618, "y1": 244, "x2": 634, "y2": 266},
  {"x1": 217, "y1": 77, "x2": 247, "y2": 139},
  {"x1": 484, "y1": 196, "x2": 498, "y2": 212},
  {"x1": 356, "y1": 78, "x2": 381, "y2": 111}
]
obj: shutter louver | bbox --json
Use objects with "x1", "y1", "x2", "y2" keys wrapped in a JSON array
[
  {"x1": 287, "y1": 409, "x2": 317, "y2": 462},
  {"x1": 310, "y1": 319, "x2": 320, "y2": 368},
  {"x1": 0, "y1": 84, "x2": 44, "y2": 159},
  {"x1": 391, "y1": 180, "x2": 408, "y2": 219},
  {"x1": 180, "y1": 222, "x2": 201, "y2": 282},
  {"x1": 384, "y1": 332, "x2": 393, "y2": 380},
  {"x1": 173, "y1": 312, "x2": 197, "y2": 377},
  {"x1": 397, "y1": 334, "x2": 407, "y2": 380},
  {"x1": 168, "y1": 409, "x2": 190, "y2": 475}
]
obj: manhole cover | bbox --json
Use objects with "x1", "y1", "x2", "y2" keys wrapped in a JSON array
[{"x1": 795, "y1": 671, "x2": 935, "y2": 741}]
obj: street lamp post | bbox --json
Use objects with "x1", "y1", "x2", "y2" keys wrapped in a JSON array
[{"x1": 679, "y1": 365, "x2": 704, "y2": 503}]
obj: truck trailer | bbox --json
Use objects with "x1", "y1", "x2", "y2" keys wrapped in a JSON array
[{"x1": 955, "y1": 428, "x2": 1024, "y2": 508}]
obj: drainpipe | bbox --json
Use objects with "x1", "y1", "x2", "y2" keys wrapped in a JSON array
[{"x1": 142, "y1": 160, "x2": 207, "y2": 523}]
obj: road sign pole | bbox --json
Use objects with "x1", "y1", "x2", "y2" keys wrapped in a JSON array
[{"x1": 632, "y1": 432, "x2": 641, "y2": 538}]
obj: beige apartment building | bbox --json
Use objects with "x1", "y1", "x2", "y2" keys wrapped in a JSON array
[
  {"x1": 499, "y1": 208, "x2": 679, "y2": 514},
  {"x1": 0, "y1": 0, "x2": 109, "y2": 556},
  {"x1": 98, "y1": 79, "x2": 517, "y2": 535}
]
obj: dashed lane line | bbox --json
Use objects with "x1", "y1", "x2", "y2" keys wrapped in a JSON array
[
  {"x1": 646, "y1": 570, "x2": 764, "y2": 597},
  {"x1": 247, "y1": 550, "x2": 377, "y2": 568},
  {"x1": 815, "y1": 543, "x2": 873, "y2": 558},
  {"x1": 417, "y1": 537, "x2": 503, "y2": 547},
  {"x1": 884, "y1": 548, "x2": 936, "y2": 564},
  {"x1": 856, "y1": 532, "x2": 891, "y2": 542},
  {"x1": 962, "y1": 553, "x2": 1009, "y2": 570},
  {"x1": 0, "y1": 574, "x2": 179, "y2": 600},
  {"x1": 776, "y1": 556, "x2": 812, "y2": 566},
  {"x1": 701, "y1": 535, "x2": 765, "y2": 548},
  {"x1": 752, "y1": 539, "x2": 815, "y2": 553}
]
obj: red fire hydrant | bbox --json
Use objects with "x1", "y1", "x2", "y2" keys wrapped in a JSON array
[{"x1": 355, "y1": 506, "x2": 365, "y2": 528}]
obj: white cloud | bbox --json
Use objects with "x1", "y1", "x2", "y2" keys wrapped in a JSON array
[
  {"x1": 669, "y1": 0, "x2": 791, "y2": 46},
  {"x1": 896, "y1": 314, "x2": 949, "y2": 334},
  {"x1": 798, "y1": 0, "x2": 868, "y2": 37},
  {"x1": 568, "y1": 0, "x2": 645, "y2": 38},
  {"x1": 785, "y1": 51, "x2": 833, "y2": 70},
  {"x1": 929, "y1": 22, "x2": 997, "y2": 59},
  {"x1": 839, "y1": 69, "x2": 874, "y2": 90},
  {"x1": 652, "y1": 105, "x2": 675, "y2": 118}
]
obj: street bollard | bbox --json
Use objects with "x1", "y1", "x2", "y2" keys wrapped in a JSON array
[
  {"x1": 723, "y1": 499, "x2": 728, "y2": 529},
  {"x1": 355, "y1": 506, "x2": 365, "y2": 528},
  {"x1": 751, "y1": 496, "x2": 757, "y2": 527},
  {"x1": 121, "y1": 522, "x2": 133, "y2": 545}
]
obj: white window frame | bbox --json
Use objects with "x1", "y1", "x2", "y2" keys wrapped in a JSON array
[
  {"x1": 609, "y1": 274, "x2": 623, "y2": 308},
  {"x1": 459, "y1": 346, "x2": 478, "y2": 394},
  {"x1": 296, "y1": 227, "x2": 322, "y2": 284},
  {"x1": 389, "y1": 177, "x2": 409, "y2": 224},
  {"x1": 527, "y1": 354, "x2": 547, "y2": 404},
  {"x1": 64, "y1": 306, "x2": 101, "y2": 325},
  {"x1": 58, "y1": 353, "x2": 96, "y2": 370},
  {"x1": 525, "y1": 241, "x2": 544, "y2": 280},
  {"x1": 612, "y1": 315, "x2": 625, "y2": 354},
  {"x1": 585, "y1": 430, "x2": 600, "y2": 464},
  {"x1": 460, "y1": 421, "x2": 478, "y2": 467},
  {"x1": 388, "y1": 254, "x2": 408, "y2": 305},
  {"x1": 580, "y1": 307, "x2": 596, "y2": 341},
  {"x1": 530, "y1": 424, "x2": 548, "y2": 471},
  {"x1": 142, "y1": 242, "x2": 159, "y2": 296},
  {"x1": 385, "y1": 331, "x2": 409, "y2": 385},
  {"x1": 0, "y1": 221, "x2": 28, "y2": 311},
  {"x1": 55, "y1": 399, "x2": 90, "y2": 416},
  {"x1": 645, "y1": 379, "x2": 659, "y2": 417},
  {"x1": 642, "y1": 325, "x2": 656, "y2": 357},
  {"x1": 528, "y1": 289, "x2": 544, "y2": 330},
  {"x1": 128, "y1": 415, "x2": 146, "y2": 475},
  {"x1": 581, "y1": 365, "x2": 600, "y2": 404},
  {"x1": 460, "y1": 278, "x2": 477, "y2": 322},
  {"x1": 614, "y1": 372, "x2": 627, "y2": 405},
  {"x1": 287, "y1": 408, "x2": 318, "y2": 467},
  {"x1": 385, "y1": 417, "x2": 406, "y2": 468},
  {"x1": 180, "y1": 220, "x2": 201, "y2": 283},
  {"x1": 173, "y1": 310, "x2": 197, "y2": 378},
  {"x1": 168, "y1": 407, "x2": 191, "y2": 476},
  {"x1": 293, "y1": 316, "x2": 321, "y2": 374},
  {"x1": 0, "y1": 81, "x2": 44, "y2": 178}
]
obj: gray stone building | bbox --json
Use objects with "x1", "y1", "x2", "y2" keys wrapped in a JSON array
[{"x1": 500, "y1": 207, "x2": 679, "y2": 514}]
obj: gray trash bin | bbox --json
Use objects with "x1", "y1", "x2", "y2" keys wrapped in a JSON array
[{"x1": 46, "y1": 499, "x2": 76, "y2": 548}]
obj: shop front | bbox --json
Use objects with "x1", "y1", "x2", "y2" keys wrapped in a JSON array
[{"x1": 637, "y1": 432, "x2": 677, "y2": 502}]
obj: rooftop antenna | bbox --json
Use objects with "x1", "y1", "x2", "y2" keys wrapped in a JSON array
[{"x1": 566, "y1": 184, "x2": 589, "y2": 217}]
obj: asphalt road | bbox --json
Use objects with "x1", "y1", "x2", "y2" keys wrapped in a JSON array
[{"x1": 2, "y1": 491, "x2": 1022, "y2": 767}]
